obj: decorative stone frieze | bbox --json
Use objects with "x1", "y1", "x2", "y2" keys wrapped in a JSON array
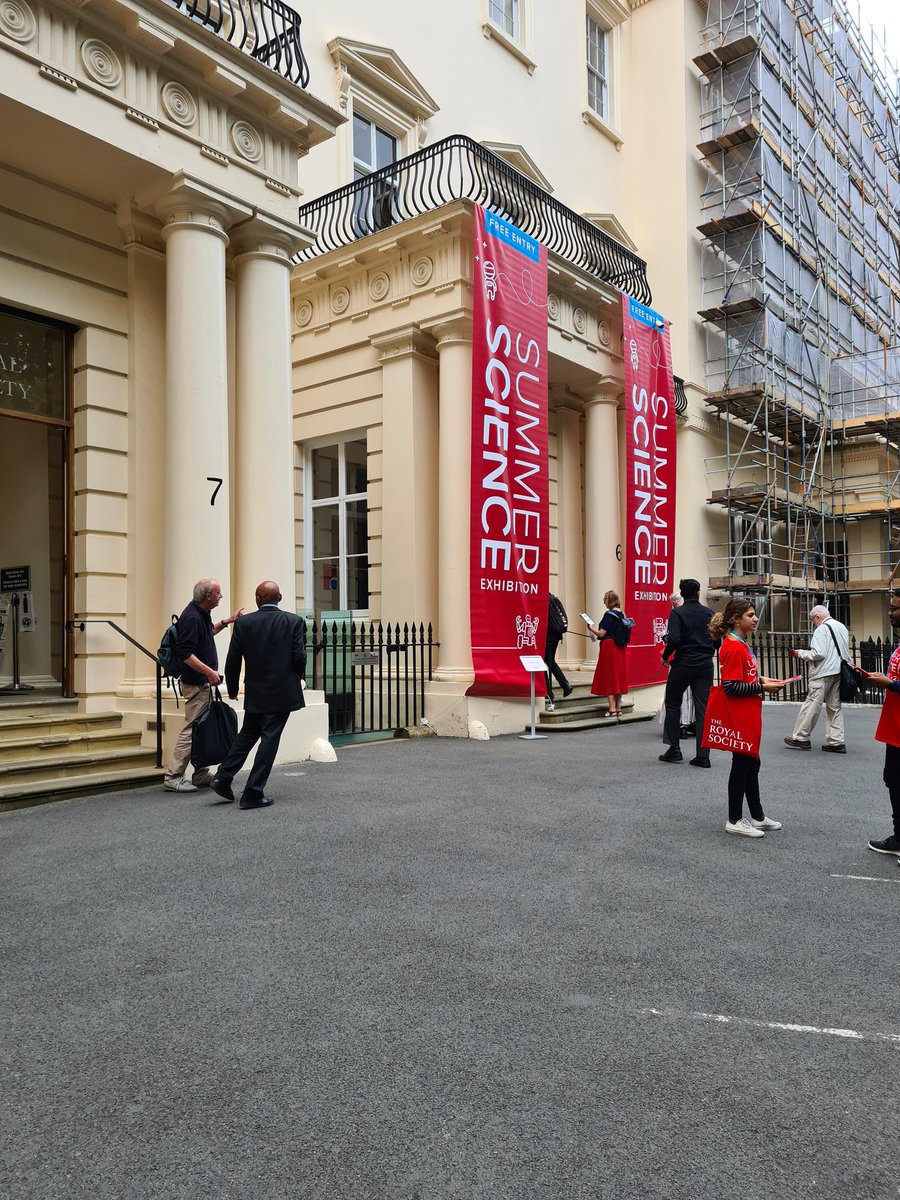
[
  {"x1": 0, "y1": 0, "x2": 36, "y2": 42},
  {"x1": 368, "y1": 271, "x2": 391, "y2": 301},
  {"x1": 410, "y1": 257, "x2": 433, "y2": 286},
  {"x1": 160, "y1": 80, "x2": 197, "y2": 127},
  {"x1": 330, "y1": 286, "x2": 350, "y2": 314},
  {"x1": 230, "y1": 119, "x2": 263, "y2": 163},
  {"x1": 294, "y1": 300, "x2": 313, "y2": 327},
  {"x1": 80, "y1": 37, "x2": 122, "y2": 88}
]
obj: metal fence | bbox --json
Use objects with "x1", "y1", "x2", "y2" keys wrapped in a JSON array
[
  {"x1": 307, "y1": 620, "x2": 436, "y2": 737},
  {"x1": 740, "y1": 633, "x2": 897, "y2": 704},
  {"x1": 166, "y1": 0, "x2": 310, "y2": 87},
  {"x1": 295, "y1": 134, "x2": 652, "y2": 303}
]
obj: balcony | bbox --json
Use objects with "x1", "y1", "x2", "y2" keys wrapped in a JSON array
[
  {"x1": 295, "y1": 135, "x2": 652, "y2": 304},
  {"x1": 166, "y1": 0, "x2": 309, "y2": 87}
]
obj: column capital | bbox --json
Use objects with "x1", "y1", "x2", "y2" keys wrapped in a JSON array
[
  {"x1": 549, "y1": 383, "x2": 584, "y2": 414},
  {"x1": 584, "y1": 382, "x2": 623, "y2": 409},
  {"x1": 230, "y1": 213, "x2": 310, "y2": 266},
  {"x1": 150, "y1": 173, "x2": 252, "y2": 245},
  {"x1": 371, "y1": 325, "x2": 437, "y2": 364},
  {"x1": 423, "y1": 311, "x2": 472, "y2": 349},
  {"x1": 116, "y1": 202, "x2": 164, "y2": 255}
]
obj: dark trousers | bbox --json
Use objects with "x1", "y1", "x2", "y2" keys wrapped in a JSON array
[
  {"x1": 544, "y1": 632, "x2": 569, "y2": 699},
  {"x1": 883, "y1": 743, "x2": 900, "y2": 836},
  {"x1": 216, "y1": 711, "x2": 290, "y2": 801},
  {"x1": 728, "y1": 753, "x2": 763, "y2": 824},
  {"x1": 664, "y1": 664, "x2": 712, "y2": 761}
]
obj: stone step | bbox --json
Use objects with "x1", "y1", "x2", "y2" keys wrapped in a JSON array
[
  {"x1": 0, "y1": 727, "x2": 145, "y2": 762},
  {"x1": 541, "y1": 701, "x2": 628, "y2": 723},
  {"x1": 0, "y1": 709, "x2": 122, "y2": 740},
  {"x1": 536, "y1": 710, "x2": 654, "y2": 733},
  {"x1": 0, "y1": 765, "x2": 164, "y2": 810},
  {"x1": 0, "y1": 745, "x2": 158, "y2": 789}
]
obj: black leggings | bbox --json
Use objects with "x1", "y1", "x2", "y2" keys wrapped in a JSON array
[{"x1": 728, "y1": 753, "x2": 764, "y2": 824}]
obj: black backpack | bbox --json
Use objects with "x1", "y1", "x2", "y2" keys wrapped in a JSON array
[
  {"x1": 157, "y1": 614, "x2": 182, "y2": 698},
  {"x1": 611, "y1": 611, "x2": 636, "y2": 648},
  {"x1": 548, "y1": 594, "x2": 568, "y2": 637}
]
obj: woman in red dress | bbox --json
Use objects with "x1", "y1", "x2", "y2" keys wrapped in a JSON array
[
  {"x1": 588, "y1": 589, "x2": 628, "y2": 718},
  {"x1": 708, "y1": 598, "x2": 786, "y2": 837}
]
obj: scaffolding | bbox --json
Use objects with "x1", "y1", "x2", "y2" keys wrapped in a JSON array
[{"x1": 696, "y1": 0, "x2": 900, "y2": 632}]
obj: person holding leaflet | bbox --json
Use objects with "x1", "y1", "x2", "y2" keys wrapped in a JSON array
[
  {"x1": 708, "y1": 599, "x2": 788, "y2": 838},
  {"x1": 584, "y1": 590, "x2": 628, "y2": 719}
]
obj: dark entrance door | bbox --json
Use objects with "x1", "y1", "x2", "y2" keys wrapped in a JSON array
[{"x1": 0, "y1": 307, "x2": 72, "y2": 697}]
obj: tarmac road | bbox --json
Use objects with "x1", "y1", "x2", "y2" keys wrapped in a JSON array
[{"x1": 1, "y1": 703, "x2": 897, "y2": 1200}]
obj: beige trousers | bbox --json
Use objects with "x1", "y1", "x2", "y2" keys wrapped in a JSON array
[
  {"x1": 791, "y1": 673, "x2": 844, "y2": 746},
  {"x1": 165, "y1": 682, "x2": 211, "y2": 781}
]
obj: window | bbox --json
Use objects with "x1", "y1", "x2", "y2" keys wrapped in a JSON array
[
  {"x1": 582, "y1": 0, "x2": 629, "y2": 146},
  {"x1": 352, "y1": 113, "x2": 398, "y2": 235},
  {"x1": 308, "y1": 438, "x2": 369, "y2": 615},
  {"x1": 352, "y1": 113, "x2": 397, "y2": 180},
  {"x1": 489, "y1": 0, "x2": 519, "y2": 39},
  {"x1": 586, "y1": 14, "x2": 608, "y2": 120}
]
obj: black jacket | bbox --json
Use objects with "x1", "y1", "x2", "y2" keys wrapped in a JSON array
[
  {"x1": 224, "y1": 607, "x2": 307, "y2": 713},
  {"x1": 662, "y1": 600, "x2": 715, "y2": 669}
]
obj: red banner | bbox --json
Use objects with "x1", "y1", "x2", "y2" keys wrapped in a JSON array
[
  {"x1": 621, "y1": 295, "x2": 677, "y2": 689},
  {"x1": 468, "y1": 206, "x2": 549, "y2": 697}
]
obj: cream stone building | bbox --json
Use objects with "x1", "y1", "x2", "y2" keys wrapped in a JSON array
[{"x1": 2, "y1": 0, "x2": 897, "y2": 791}]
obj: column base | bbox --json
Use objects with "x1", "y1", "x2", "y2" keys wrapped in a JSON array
[{"x1": 425, "y1": 680, "x2": 534, "y2": 738}]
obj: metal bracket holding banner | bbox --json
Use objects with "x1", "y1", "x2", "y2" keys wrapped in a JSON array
[{"x1": 518, "y1": 654, "x2": 548, "y2": 741}]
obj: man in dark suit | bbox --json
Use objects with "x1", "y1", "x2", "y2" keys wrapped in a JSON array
[{"x1": 211, "y1": 580, "x2": 306, "y2": 809}]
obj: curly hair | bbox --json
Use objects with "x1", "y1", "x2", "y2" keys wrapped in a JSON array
[{"x1": 709, "y1": 598, "x2": 754, "y2": 643}]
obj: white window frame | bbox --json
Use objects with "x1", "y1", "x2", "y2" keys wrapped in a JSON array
[
  {"x1": 586, "y1": 12, "x2": 609, "y2": 121},
  {"x1": 489, "y1": 0, "x2": 519, "y2": 39},
  {"x1": 305, "y1": 435, "x2": 369, "y2": 617},
  {"x1": 582, "y1": 0, "x2": 629, "y2": 148},
  {"x1": 482, "y1": 0, "x2": 536, "y2": 73}
]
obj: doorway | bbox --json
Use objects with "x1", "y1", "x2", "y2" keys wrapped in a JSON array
[{"x1": 0, "y1": 307, "x2": 72, "y2": 697}]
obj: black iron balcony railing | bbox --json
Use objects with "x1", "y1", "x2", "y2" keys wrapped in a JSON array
[
  {"x1": 296, "y1": 135, "x2": 652, "y2": 303},
  {"x1": 167, "y1": 0, "x2": 309, "y2": 88}
]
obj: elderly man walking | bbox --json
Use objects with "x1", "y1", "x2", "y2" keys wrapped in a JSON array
[{"x1": 784, "y1": 604, "x2": 850, "y2": 753}]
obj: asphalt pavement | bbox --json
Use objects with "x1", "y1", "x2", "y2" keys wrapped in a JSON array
[{"x1": 1, "y1": 703, "x2": 897, "y2": 1200}]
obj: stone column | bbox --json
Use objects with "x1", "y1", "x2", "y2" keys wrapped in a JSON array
[
  {"x1": 583, "y1": 387, "x2": 622, "y2": 666},
  {"x1": 555, "y1": 399, "x2": 585, "y2": 670},
  {"x1": 371, "y1": 326, "x2": 439, "y2": 625},
  {"x1": 429, "y1": 317, "x2": 473, "y2": 680},
  {"x1": 231, "y1": 217, "x2": 303, "y2": 612},
  {"x1": 157, "y1": 180, "x2": 236, "y2": 613}
]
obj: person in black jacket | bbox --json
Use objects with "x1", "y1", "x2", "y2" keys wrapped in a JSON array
[
  {"x1": 544, "y1": 593, "x2": 574, "y2": 711},
  {"x1": 211, "y1": 580, "x2": 307, "y2": 809},
  {"x1": 659, "y1": 578, "x2": 715, "y2": 768}
]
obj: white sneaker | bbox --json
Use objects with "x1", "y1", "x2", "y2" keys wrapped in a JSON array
[
  {"x1": 164, "y1": 776, "x2": 197, "y2": 793},
  {"x1": 725, "y1": 817, "x2": 765, "y2": 838},
  {"x1": 545, "y1": 701, "x2": 555, "y2": 712},
  {"x1": 750, "y1": 815, "x2": 782, "y2": 831}
]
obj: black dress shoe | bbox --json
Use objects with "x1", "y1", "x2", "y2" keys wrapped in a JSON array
[
  {"x1": 659, "y1": 750, "x2": 683, "y2": 764},
  {"x1": 239, "y1": 795, "x2": 274, "y2": 809},
  {"x1": 689, "y1": 757, "x2": 711, "y2": 768},
  {"x1": 210, "y1": 776, "x2": 235, "y2": 803},
  {"x1": 562, "y1": 684, "x2": 574, "y2": 698}
]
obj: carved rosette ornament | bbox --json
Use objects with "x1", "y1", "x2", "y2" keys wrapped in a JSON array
[
  {"x1": 368, "y1": 271, "x2": 390, "y2": 301},
  {"x1": 294, "y1": 300, "x2": 313, "y2": 328},
  {"x1": 0, "y1": 0, "x2": 36, "y2": 42},
  {"x1": 598, "y1": 319, "x2": 612, "y2": 347},
  {"x1": 330, "y1": 286, "x2": 350, "y2": 315},
  {"x1": 410, "y1": 257, "x2": 433, "y2": 287},
  {"x1": 81, "y1": 38, "x2": 122, "y2": 88},
  {"x1": 231, "y1": 120, "x2": 263, "y2": 163},
  {"x1": 573, "y1": 307, "x2": 587, "y2": 335},
  {"x1": 547, "y1": 293, "x2": 560, "y2": 322},
  {"x1": 160, "y1": 81, "x2": 197, "y2": 127}
]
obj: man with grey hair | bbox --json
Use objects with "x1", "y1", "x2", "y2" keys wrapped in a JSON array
[
  {"x1": 163, "y1": 578, "x2": 243, "y2": 792},
  {"x1": 784, "y1": 604, "x2": 850, "y2": 753}
]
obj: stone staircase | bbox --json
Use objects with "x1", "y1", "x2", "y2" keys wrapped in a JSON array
[
  {"x1": 0, "y1": 697, "x2": 162, "y2": 809},
  {"x1": 534, "y1": 683, "x2": 654, "y2": 733}
]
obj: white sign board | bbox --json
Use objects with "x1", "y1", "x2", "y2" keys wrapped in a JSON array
[{"x1": 519, "y1": 655, "x2": 547, "y2": 673}]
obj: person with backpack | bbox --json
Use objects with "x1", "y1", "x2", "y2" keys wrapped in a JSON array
[
  {"x1": 162, "y1": 578, "x2": 243, "y2": 793},
  {"x1": 587, "y1": 589, "x2": 630, "y2": 719},
  {"x1": 544, "y1": 593, "x2": 574, "y2": 712},
  {"x1": 659, "y1": 578, "x2": 716, "y2": 767}
]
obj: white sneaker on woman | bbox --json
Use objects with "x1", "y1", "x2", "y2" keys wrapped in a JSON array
[
  {"x1": 750, "y1": 815, "x2": 782, "y2": 831},
  {"x1": 725, "y1": 817, "x2": 765, "y2": 838}
]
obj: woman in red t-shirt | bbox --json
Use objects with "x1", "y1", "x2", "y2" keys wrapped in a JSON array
[{"x1": 709, "y1": 599, "x2": 787, "y2": 838}]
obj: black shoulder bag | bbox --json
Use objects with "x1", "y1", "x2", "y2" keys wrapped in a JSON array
[{"x1": 825, "y1": 624, "x2": 858, "y2": 704}]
